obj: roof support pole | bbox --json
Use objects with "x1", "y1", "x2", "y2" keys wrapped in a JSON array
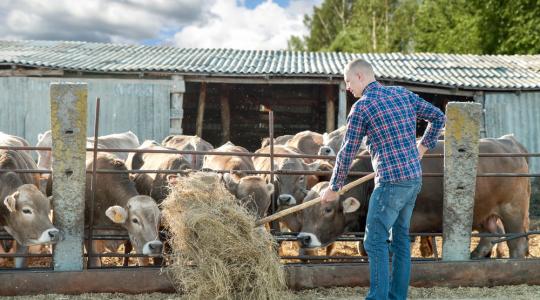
[
  {"x1": 442, "y1": 102, "x2": 481, "y2": 261},
  {"x1": 338, "y1": 82, "x2": 347, "y2": 127},
  {"x1": 50, "y1": 83, "x2": 87, "y2": 271},
  {"x1": 326, "y1": 85, "x2": 336, "y2": 132},
  {"x1": 195, "y1": 82, "x2": 207, "y2": 138},
  {"x1": 220, "y1": 84, "x2": 230, "y2": 144},
  {"x1": 169, "y1": 75, "x2": 185, "y2": 135}
]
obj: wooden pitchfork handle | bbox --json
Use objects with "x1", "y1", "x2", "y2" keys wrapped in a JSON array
[{"x1": 254, "y1": 172, "x2": 375, "y2": 227}]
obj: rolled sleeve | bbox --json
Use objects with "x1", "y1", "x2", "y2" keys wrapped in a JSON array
[{"x1": 412, "y1": 92, "x2": 446, "y2": 149}]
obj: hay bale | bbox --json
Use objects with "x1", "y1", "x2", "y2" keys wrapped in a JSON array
[{"x1": 162, "y1": 172, "x2": 286, "y2": 300}]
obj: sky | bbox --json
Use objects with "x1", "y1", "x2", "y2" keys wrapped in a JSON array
[{"x1": 0, "y1": 0, "x2": 322, "y2": 50}]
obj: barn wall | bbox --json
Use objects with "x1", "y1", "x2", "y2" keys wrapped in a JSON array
[
  {"x1": 182, "y1": 82, "x2": 330, "y2": 151},
  {"x1": 0, "y1": 77, "x2": 172, "y2": 146}
]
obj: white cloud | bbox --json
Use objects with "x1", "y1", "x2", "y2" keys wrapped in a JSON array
[
  {"x1": 173, "y1": 0, "x2": 321, "y2": 50},
  {"x1": 0, "y1": 0, "x2": 322, "y2": 49}
]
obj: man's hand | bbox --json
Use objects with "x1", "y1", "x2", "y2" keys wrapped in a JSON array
[
  {"x1": 417, "y1": 142, "x2": 428, "y2": 159},
  {"x1": 321, "y1": 187, "x2": 339, "y2": 204}
]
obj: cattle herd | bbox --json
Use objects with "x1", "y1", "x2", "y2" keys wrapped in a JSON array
[{"x1": 0, "y1": 126, "x2": 532, "y2": 268}]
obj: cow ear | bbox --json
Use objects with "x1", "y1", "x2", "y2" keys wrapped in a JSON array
[
  {"x1": 342, "y1": 197, "x2": 360, "y2": 214},
  {"x1": 4, "y1": 191, "x2": 19, "y2": 213},
  {"x1": 307, "y1": 160, "x2": 321, "y2": 171},
  {"x1": 38, "y1": 133, "x2": 44, "y2": 141},
  {"x1": 222, "y1": 173, "x2": 238, "y2": 194},
  {"x1": 266, "y1": 183, "x2": 275, "y2": 195},
  {"x1": 106, "y1": 206, "x2": 127, "y2": 224}
]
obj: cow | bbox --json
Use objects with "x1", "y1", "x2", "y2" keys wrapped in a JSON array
[
  {"x1": 36, "y1": 130, "x2": 140, "y2": 170},
  {"x1": 127, "y1": 140, "x2": 191, "y2": 203},
  {"x1": 298, "y1": 135, "x2": 530, "y2": 259},
  {"x1": 161, "y1": 135, "x2": 213, "y2": 170},
  {"x1": 0, "y1": 132, "x2": 32, "y2": 156},
  {"x1": 0, "y1": 149, "x2": 61, "y2": 268},
  {"x1": 84, "y1": 153, "x2": 162, "y2": 267},
  {"x1": 261, "y1": 134, "x2": 294, "y2": 149},
  {"x1": 253, "y1": 145, "x2": 320, "y2": 231},
  {"x1": 318, "y1": 126, "x2": 367, "y2": 158},
  {"x1": 203, "y1": 142, "x2": 274, "y2": 218},
  {"x1": 285, "y1": 130, "x2": 324, "y2": 162}
]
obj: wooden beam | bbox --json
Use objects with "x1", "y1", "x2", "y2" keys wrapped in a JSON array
[
  {"x1": 325, "y1": 85, "x2": 336, "y2": 132},
  {"x1": 0, "y1": 68, "x2": 64, "y2": 77},
  {"x1": 185, "y1": 75, "x2": 342, "y2": 85},
  {"x1": 196, "y1": 82, "x2": 207, "y2": 137},
  {"x1": 338, "y1": 82, "x2": 347, "y2": 127},
  {"x1": 220, "y1": 84, "x2": 231, "y2": 144}
]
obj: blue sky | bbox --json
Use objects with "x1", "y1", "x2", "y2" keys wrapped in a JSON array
[{"x1": 0, "y1": 0, "x2": 322, "y2": 50}]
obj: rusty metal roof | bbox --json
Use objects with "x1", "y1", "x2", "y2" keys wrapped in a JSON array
[{"x1": 1, "y1": 40, "x2": 539, "y2": 90}]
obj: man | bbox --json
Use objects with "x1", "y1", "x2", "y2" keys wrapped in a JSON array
[{"x1": 321, "y1": 59, "x2": 445, "y2": 300}]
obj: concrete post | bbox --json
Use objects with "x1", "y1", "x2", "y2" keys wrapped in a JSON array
[
  {"x1": 170, "y1": 75, "x2": 185, "y2": 135},
  {"x1": 338, "y1": 82, "x2": 347, "y2": 127},
  {"x1": 442, "y1": 102, "x2": 482, "y2": 261},
  {"x1": 50, "y1": 83, "x2": 88, "y2": 271}
]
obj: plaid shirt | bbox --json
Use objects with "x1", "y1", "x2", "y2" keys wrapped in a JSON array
[{"x1": 329, "y1": 81, "x2": 446, "y2": 191}]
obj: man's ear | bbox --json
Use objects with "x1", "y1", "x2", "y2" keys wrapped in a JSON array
[
  {"x1": 4, "y1": 191, "x2": 19, "y2": 213},
  {"x1": 105, "y1": 206, "x2": 127, "y2": 224},
  {"x1": 342, "y1": 197, "x2": 360, "y2": 214}
]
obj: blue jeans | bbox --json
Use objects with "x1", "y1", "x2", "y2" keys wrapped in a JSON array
[{"x1": 364, "y1": 177, "x2": 422, "y2": 300}]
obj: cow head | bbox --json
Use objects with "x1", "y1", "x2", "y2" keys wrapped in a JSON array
[
  {"x1": 222, "y1": 173, "x2": 274, "y2": 218},
  {"x1": 298, "y1": 156, "x2": 374, "y2": 249},
  {"x1": 275, "y1": 158, "x2": 320, "y2": 208},
  {"x1": 105, "y1": 195, "x2": 162, "y2": 257},
  {"x1": 3, "y1": 183, "x2": 61, "y2": 246}
]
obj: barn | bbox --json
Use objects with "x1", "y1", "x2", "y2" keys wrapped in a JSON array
[{"x1": 1, "y1": 40, "x2": 540, "y2": 193}]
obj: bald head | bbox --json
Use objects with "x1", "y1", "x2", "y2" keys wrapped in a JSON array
[
  {"x1": 344, "y1": 59, "x2": 375, "y2": 77},
  {"x1": 343, "y1": 58, "x2": 376, "y2": 97}
]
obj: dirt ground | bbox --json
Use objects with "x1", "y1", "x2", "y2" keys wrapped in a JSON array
[{"x1": 4, "y1": 285, "x2": 540, "y2": 300}]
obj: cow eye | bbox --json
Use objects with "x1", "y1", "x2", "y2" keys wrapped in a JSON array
[
  {"x1": 299, "y1": 175, "x2": 304, "y2": 182},
  {"x1": 324, "y1": 207, "x2": 333, "y2": 214},
  {"x1": 132, "y1": 218, "x2": 139, "y2": 224},
  {"x1": 22, "y1": 208, "x2": 32, "y2": 215}
]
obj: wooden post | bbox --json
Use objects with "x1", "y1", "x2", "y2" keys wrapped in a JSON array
[
  {"x1": 196, "y1": 82, "x2": 207, "y2": 137},
  {"x1": 442, "y1": 102, "x2": 481, "y2": 261},
  {"x1": 326, "y1": 85, "x2": 336, "y2": 132},
  {"x1": 220, "y1": 84, "x2": 230, "y2": 144},
  {"x1": 50, "y1": 83, "x2": 87, "y2": 271},
  {"x1": 170, "y1": 75, "x2": 185, "y2": 135},
  {"x1": 338, "y1": 82, "x2": 347, "y2": 127}
]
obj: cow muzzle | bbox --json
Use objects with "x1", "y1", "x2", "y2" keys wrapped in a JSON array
[
  {"x1": 143, "y1": 240, "x2": 163, "y2": 256},
  {"x1": 317, "y1": 146, "x2": 335, "y2": 156},
  {"x1": 278, "y1": 194, "x2": 296, "y2": 206},
  {"x1": 297, "y1": 232, "x2": 322, "y2": 248},
  {"x1": 36, "y1": 228, "x2": 62, "y2": 244}
]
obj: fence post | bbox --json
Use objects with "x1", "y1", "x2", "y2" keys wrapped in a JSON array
[
  {"x1": 50, "y1": 83, "x2": 88, "y2": 271},
  {"x1": 442, "y1": 102, "x2": 481, "y2": 261},
  {"x1": 338, "y1": 82, "x2": 347, "y2": 127}
]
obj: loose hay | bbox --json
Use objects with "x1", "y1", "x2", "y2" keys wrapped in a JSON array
[{"x1": 161, "y1": 172, "x2": 286, "y2": 300}]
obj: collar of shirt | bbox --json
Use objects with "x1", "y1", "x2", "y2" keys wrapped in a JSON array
[{"x1": 362, "y1": 81, "x2": 381, "y2": 96}]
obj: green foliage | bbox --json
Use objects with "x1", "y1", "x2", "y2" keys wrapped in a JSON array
[{"x1": 289, "y1": 0, "x2": 540, "y2": 54}]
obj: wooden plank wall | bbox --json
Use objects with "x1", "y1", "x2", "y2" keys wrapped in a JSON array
[{"x1": 182, "y1": 83, "x2": 335, "y2": 151}]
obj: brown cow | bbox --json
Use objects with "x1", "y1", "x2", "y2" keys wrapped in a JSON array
[
  {"x1": 285, "y1": 130, "x2": 324, "y2": 162},
  {"x1": 85, "y1": 153, "x2": 162, "y2": 267},
  {"x1": 253, "y1": 145, "x2": 319, "y2": 231},
  {"x1": 0, "y1": 132, "x2": 32, "y2": 156},
  {"x1": 162, "y1": 135, "x2": 214, "y2": 170},
  {"x1": 203, "y1": 142, "x2": 274, "y2": 218},
  {"x1": 127, "y1": 141, "x2": 192, "y2": 203},
  {"x1": 261, "y1": 134, "x2": 294, "y2": 149},
  {"x1": 0, "y1": 149, "x2": 61, "y2": 268},
  {"x1": 298, "y1": 135, "x2": 530, "y2": 258}
]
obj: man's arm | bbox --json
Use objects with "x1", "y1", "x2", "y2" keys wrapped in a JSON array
[
  {"x1": 328, "y1": 102, "x2": 368, "y2": 192},
  {"x1": 412, "y1": 92, "x2": 446, "y2": 149}
]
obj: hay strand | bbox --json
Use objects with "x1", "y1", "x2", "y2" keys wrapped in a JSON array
[{"x1": 162, "y1": 172, "x2": 286, "y2": 300}]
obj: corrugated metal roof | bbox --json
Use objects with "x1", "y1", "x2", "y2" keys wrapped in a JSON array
[{"x1": 1, "y1": 40, "x2": 539, "y2": 90}]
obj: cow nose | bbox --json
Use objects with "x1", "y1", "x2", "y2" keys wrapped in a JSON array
[
  {"x1": 48, "y1": 229, "x2": 61, "y2": 242},
  {"x1": 299, "y1": 235, "x2": 311, "y2": 247},
  {"x1": 149, "y1": 241, "x2": 163, "y2": 252},
  {"x1": 278, "y1": 195, "x2": 292, "y2": 205}
]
